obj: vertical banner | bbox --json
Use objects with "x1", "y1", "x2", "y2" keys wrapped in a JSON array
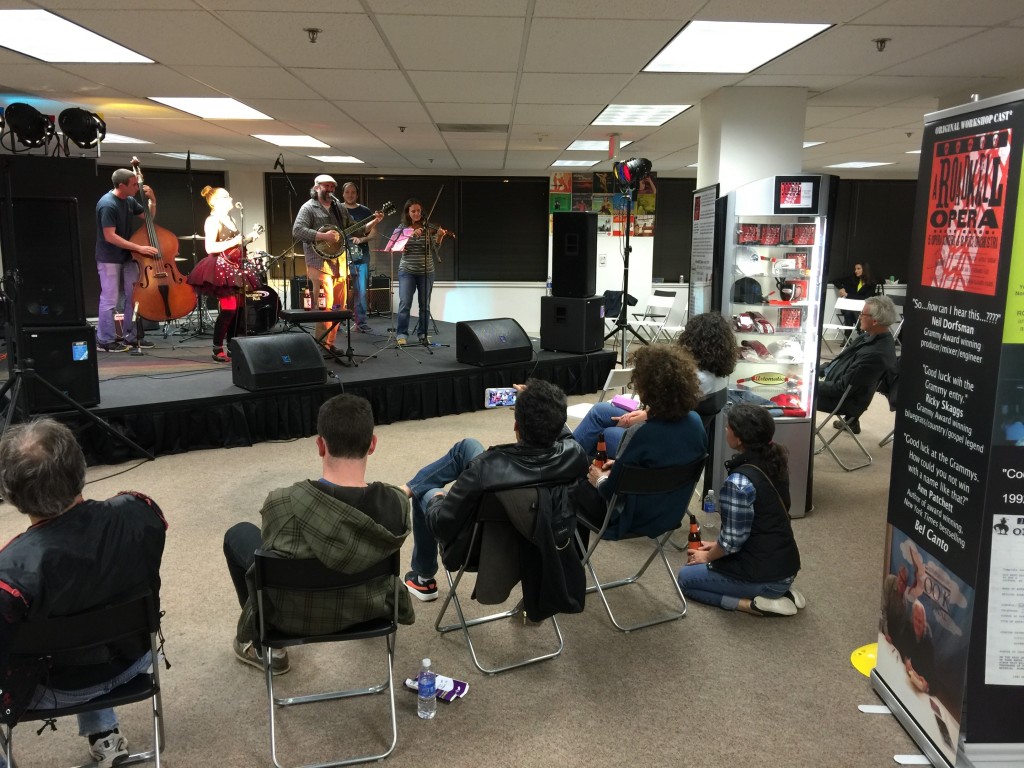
[
  {"x1": 874, "y1": 92, "x2": 1024, "y2": 767},
  {"x1": 689, "y1": 184, "x2": 719, "y2": 317}
]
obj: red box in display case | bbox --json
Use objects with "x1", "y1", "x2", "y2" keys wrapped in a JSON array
[
  {"x1": 791, "y1": 224, "x2": 816, "y2": 245},
  {"x1": 759, "y1": 224, "x2": 781, "y2": 245},
  {"x1": 737, "y1": 223, "x2": 760, "y2": 244},
  {"x1": 786, "y1": 251, "x2": 807, "y2": 270}
]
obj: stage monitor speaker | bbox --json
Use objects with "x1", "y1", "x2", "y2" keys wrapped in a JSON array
[
  {"x1": 2, "y1": 198, "x2": 86, "y2": 325},
  {"x1": 540, "y1": 295, "x2": 605, "y2": 354},
  {"x1": 229, "y1": 334, "x2": 327, "y2": 391},
  {"x1": 455, "y1": 318, "x2": 533, "y2": 366},
  {"x1": 551, "y1": 212, "x2": 597, "y2": 299},
  {"x1": 5, "y1": 324, "x2": 99, "y2": 412}
]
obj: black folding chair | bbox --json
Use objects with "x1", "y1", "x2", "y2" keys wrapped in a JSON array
[
  {"x1": 813, "y1": 384, "x2": 874, "y2": 471},
  {"x1": 252, "y1": 550, "x2": 400, "y2": 768},
  {"x1": 578, "y1": 456, "x2": 707, "y2": 632},
  {"x1": 1, "y1": 592, "x2": 165, "y2": 768}
]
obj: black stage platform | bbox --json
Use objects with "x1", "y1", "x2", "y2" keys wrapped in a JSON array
[{"x1": 3, "y1": 319, "x2": 614, "y2": 465}]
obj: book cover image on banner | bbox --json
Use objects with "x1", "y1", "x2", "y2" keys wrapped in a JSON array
[
  {"x1": 878, "y1": 526, "x2": 974, "y2": 765},
  {"x1": 921, "y1": 127, "x2": 1011, "y2": 296}
]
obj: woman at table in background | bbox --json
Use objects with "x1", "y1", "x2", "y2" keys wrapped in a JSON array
[
  {"x1": 834, "y1": 262, "x2": 878, "y2": 332},
  {"x1": 573, "y1": 311, "x2": 736, "y2": 459},
  {"x1": 677, "y1": 403, "x2": 805, "y2": 617},
  {"x1": 393, "y1": 198, "x2": 448, "y2": 346},
  {"x1": 187, "y1": 185, "x2": 261, "y2": 362}
]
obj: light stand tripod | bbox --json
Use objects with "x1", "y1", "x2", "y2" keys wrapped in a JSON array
[{"x1": 602, "y1": 184, "x2": 647, "y2": 368}]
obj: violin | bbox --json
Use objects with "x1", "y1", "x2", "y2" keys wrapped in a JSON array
[{"x1": 416, "y1": 222, "x2": 455, "y2": 245}]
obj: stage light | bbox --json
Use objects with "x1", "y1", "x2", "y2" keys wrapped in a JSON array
[
  {"x1": 3, "y1": 102, "x2": 55, "y2": 148},
  {"x1": 58, "y1": 108, "x2": 107, "y2": 149},
  {"x1": 613, "y1": 157, "x2": 652, "y2": 189}
]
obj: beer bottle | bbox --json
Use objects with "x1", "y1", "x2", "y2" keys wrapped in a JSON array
[
  {"x1": 594, "y1": 433, "x2": 607, "y2": 470},
  {"x1": 302, "y1": 287, "x2": 312, "y2": 311},
  {"x1": 687, "y1": 514, "x2": 702, "y2": 551},
  {"x1": 317, "y1": 286, "x2": 327, "y2": 310}
]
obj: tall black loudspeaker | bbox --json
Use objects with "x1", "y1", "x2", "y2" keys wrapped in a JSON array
[
  {"x1": 540, "y1": 296, "x2": 605, "y2": 354},
  {"x1": 3, "y1": 198, "x2": 86, "y2": 325},
  {"x1": 455, "y1": 318, "x2": 533, "y2": 366},
  {"x1": 229, "y1": 334, "x2": 327, "y2": 391},
  {"x1": 551, "y1": 212, "x2": 597, "y2": 298},
  {"x1": 5, "y1": 325, "x2": 100, "y2": 412}
]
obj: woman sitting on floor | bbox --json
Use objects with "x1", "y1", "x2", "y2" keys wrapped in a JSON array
[
  {"x1": 677, "y1": 403, "x2": 805, "y2": 617},
  {"x1": 573, "y1": 311, "x2": 735, "y2": 459}
]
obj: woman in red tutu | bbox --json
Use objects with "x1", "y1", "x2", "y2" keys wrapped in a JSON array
[{"x1": 187, "y1": 186, "x2": 262, "y2": 361}]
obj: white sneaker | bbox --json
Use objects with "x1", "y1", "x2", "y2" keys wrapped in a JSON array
[
  {"x1": 751, "y1": 595, "x2": 798, "y2": 617},
  {"x1": 785, "y1": 587, "x2": 807, "y2": 609},
  {"x1": 89, "y1": 731, "x2": 129, "y2": 768}
]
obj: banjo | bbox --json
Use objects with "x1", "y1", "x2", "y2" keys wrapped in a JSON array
[{"x1": 312, "y1": 201, "x2": 395, "y2": 261}]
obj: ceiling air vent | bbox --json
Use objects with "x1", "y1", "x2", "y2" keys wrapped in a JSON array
[{"x1": 435, "y1": 123, "x2": 508, "y2": 133}]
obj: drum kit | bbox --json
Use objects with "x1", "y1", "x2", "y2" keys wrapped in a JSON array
[{"x1": 175, "y1": 234, "x2": 286, "y2": 337}]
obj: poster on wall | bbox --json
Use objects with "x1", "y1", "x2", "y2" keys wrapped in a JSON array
[
  {"x1": 874, "y1": 92, "x2": 1024, "y2": 766},
  {"x1": 689, "y1": 184, "x2": 719, "y2": 316}
]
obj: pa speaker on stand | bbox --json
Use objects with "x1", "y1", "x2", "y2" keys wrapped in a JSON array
[{"x1": 551, "y1": 212, "x2": 597, "y2": 298}]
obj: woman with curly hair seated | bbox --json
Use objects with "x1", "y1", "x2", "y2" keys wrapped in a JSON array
[
  {"x1": 575, "y1": 344, "x2": 707, "y2": 541},
  {"x1": 573, "y1": 312, "x2": 735, "y2": 459}
]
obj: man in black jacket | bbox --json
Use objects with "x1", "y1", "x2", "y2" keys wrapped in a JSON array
[
  {"x1": 401, "y1": 379, "x2": 587, "y2": 602},
  {"x1": 0, "y1": 419, "x2": 166, "y2": 768},
  {"x1": 817, "y1": 294, "x2": 899, "y2": 434}
]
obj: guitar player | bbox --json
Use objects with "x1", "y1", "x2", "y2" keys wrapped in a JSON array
[
  {"x1": 291, "y1": 174, "x2": 382, "y2": 350},
  {"x1": 340, "y1": 181, "x2": 379, "y2": 335}
]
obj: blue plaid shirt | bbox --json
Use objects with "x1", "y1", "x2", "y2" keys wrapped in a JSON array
[{"x1": 717, "y1": 471, "x2": 756, "y2": 554}]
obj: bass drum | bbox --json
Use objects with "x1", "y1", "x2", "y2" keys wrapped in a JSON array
[{"x1": 243, "y1": 284, "x2": 280, "y2": 334}]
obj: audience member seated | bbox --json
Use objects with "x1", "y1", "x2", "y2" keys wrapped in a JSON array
[
  {"x1": 817, "y1": 294, "x2": 899, "y2": 435},
  {"x1": 575, "y1": 345, "x2": 707, "y2": 542},
  {"x1": 0, "y1": 419, "x2": 167, "y2": 768},
  {"x1": 834, "y1": 262, "x2": 879, "y2": 331},
  {"x1": 401, "y1": 379, "x2": 588, "y2": 604},
  {"x1": 223, "y1": 394, "x2": 414, "y2": 675},
  {"x1": 574, "y1": 311, "x2": 736, "y2": 458},
  {"x1": 677, "y1": 404, "x2": 804, "y2": 617}
]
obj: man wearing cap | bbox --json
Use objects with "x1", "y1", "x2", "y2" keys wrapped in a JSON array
[{"x1": 292, "y1": 175, "x2": 381, "y2": 350}]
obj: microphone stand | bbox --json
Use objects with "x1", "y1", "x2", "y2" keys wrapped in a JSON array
[
  {"x1": 177, "y1": 150, "x2": 213, "y2": 343},
  {"x1": 417, "y1": 186, "x2": 446, "y2": 348},
  {"x1": 275, "y1": 154, "x2": 298, "y2": 312}
]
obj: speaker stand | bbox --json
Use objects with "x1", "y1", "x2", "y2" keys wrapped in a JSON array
[
  {"x1": 1, "y1": 363, "x2": 155, "y2": 461},
  {"x1": 602, "y1": 188, "x2": 647, "y2": 368}
]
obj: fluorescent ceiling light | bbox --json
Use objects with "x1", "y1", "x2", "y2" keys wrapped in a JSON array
[
  {"x1": 552, "y1": 160, "x2": 599, "y2": 167},
  {"x1": 0, "y1": 10, "x2": 152, "y2": 63},
  {"x1": 157, "y1": 152, "x2": 223, "y2": 161},
  {"x1": 825, "y1": 161, "x2": 893, "y2": 169},
  {"x1": 906, "y1": 150, "x2": 922, "y2": 155},
  {"x1": 803, "y1": 141, "x2": 824, "y2": 148},
  {"x1": 253, "y1": 134, "x2": 329, "y2": 148},
  {"x1": 645, "y1": 20, "x2": 831, "y2": 74},
  {"x1": 309, "y1": 155, "x2": 364, "y2": 164},
  {"x1": 592, "y1": 105, "x2": 690, "y2": 127},
  {"x1": 101, "y1": 133, "x2": 151, "y2": 144},
  {"x1": 149, "y1": 97, "x2": 271, "y2": 120},
  {"x1": 567, "y1": 140, "x2": 632, "y2": 151}
]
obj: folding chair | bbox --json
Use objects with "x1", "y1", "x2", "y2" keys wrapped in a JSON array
[
  {"x1": 878, "y1": 359, "x2": 900, "y2": 447},
  {"x1": 813, "y1": 384, "x2": 873, "y2": 471},
  {"x1": 252, "y1": 550, "x2": 400, "y2": 768},
  {"x1": 434, "y1": 488, "x2": 570, "y2": 674},
  {"x1": 821, "y1": 296, "x2": 864, "y2": 354},
  {"x1": 578, "y1": 456, "x2": 707, "y2": 632},
  {"x1": 889, "y1": 295, "x2": 906, "y2": 349},
  {"x1": 566, "y1": 367, "x2": 635, "y2": 420},
  {"x1": 630, "y1": 290, "x2": 676, "y2": 346},
  {"x1": 1, "y1": 592, "x2": 165, "y2": 768}
]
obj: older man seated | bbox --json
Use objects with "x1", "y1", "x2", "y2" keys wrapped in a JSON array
[{"x1": 817, "y1": 294, "x2": 899, "y2": 434}]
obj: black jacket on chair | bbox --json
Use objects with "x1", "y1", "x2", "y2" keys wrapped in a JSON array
[{"x1": 817, "y1": 331, "x2": 897, "y2": 416}]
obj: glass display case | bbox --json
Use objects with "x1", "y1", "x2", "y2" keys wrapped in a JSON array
[{"x1": 711, "y1": 174, "x2": 838, "y2": 517}]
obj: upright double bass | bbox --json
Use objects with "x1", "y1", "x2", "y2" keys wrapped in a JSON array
[{"x1": 128, "y1": 157, "x2": 197, "y2": 321}]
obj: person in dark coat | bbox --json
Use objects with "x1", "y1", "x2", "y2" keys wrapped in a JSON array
[{"x1": 835, "y1": 262, "x2": 879, "y2": 331}]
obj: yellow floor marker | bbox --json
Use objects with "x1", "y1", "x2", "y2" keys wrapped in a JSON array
[{"x1": 850, "y1": 642, "x2": 878, "y2": 677}]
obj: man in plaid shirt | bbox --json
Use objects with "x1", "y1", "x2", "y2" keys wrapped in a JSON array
[{"x1": 223, "y1": 394, "x2": 413, "y2": 675}]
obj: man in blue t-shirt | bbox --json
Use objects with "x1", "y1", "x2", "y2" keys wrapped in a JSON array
[
  {"x1": 95, "y1": 169, "x2": 158, "y2": 352},
  {"x1": 341, "y1": 181, "x2": 378, "y2": 333}
]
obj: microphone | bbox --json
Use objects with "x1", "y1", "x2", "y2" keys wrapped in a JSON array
[
  {"x1": 329, "y1": 194, "x2": 342, "y2": 205},
  {"x1": 273, "y1": 154, "x2": 283, "y2": 171},
  {"x1": 235, "y1": 202, "x2": 244, "y2": 210}
]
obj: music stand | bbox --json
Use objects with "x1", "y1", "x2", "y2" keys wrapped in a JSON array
[{"x1": 362, "y1": 228, "x2": 420, "y2": 363}]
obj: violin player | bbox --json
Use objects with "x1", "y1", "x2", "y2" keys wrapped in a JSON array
[{"x1": 393, "y1": 198, "x2": 449, "y2": 346}]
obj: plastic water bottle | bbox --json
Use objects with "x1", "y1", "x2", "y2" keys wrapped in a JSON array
[
  {"x1": 417, "y1": 658, "x2": 436, "y2": 720},
  {"x1": 702, "y1": 490, "x2": 716, "y2": 515},
  {"x1": 545, "y1": 275, "x2": 552, "y2": 296}
]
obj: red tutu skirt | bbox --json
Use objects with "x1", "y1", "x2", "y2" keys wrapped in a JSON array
[{"x1": 187, "y1": 255, "x2": 262, "y2": 298}]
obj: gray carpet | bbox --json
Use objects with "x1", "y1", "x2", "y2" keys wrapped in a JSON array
[{"x1": 0, "y1": 392, "x2": 919, "y2": 767}]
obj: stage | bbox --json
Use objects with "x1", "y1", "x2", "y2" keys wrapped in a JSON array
[{"x1": 3, "y1": 319, "x2": 615, "y2": 465}]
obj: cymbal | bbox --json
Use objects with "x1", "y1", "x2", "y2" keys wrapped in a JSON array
[{"x1": 178, "y1": 234, "x2": 203, "y2": 240}]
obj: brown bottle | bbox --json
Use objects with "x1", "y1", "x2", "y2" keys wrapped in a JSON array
[
  {"x1": 302, "y1": 287, "x2": 312, "y2": 310},
  {"x1": 594, "y1": 433, "x2": 607, "y2": 470},
  {"x1": 687, "y1": 514, "x2": 702, "y2": 551},
  {"x1": 317, "y1": 286, "x2": 327, "y2": 310}
]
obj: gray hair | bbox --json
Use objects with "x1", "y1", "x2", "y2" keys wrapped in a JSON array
[
  {"x1": 864, "y1": 295, "x2": 898, "y2": 327},
  {"x1": 0, "y1": 419, "x2": 86, "y2": 519}
]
